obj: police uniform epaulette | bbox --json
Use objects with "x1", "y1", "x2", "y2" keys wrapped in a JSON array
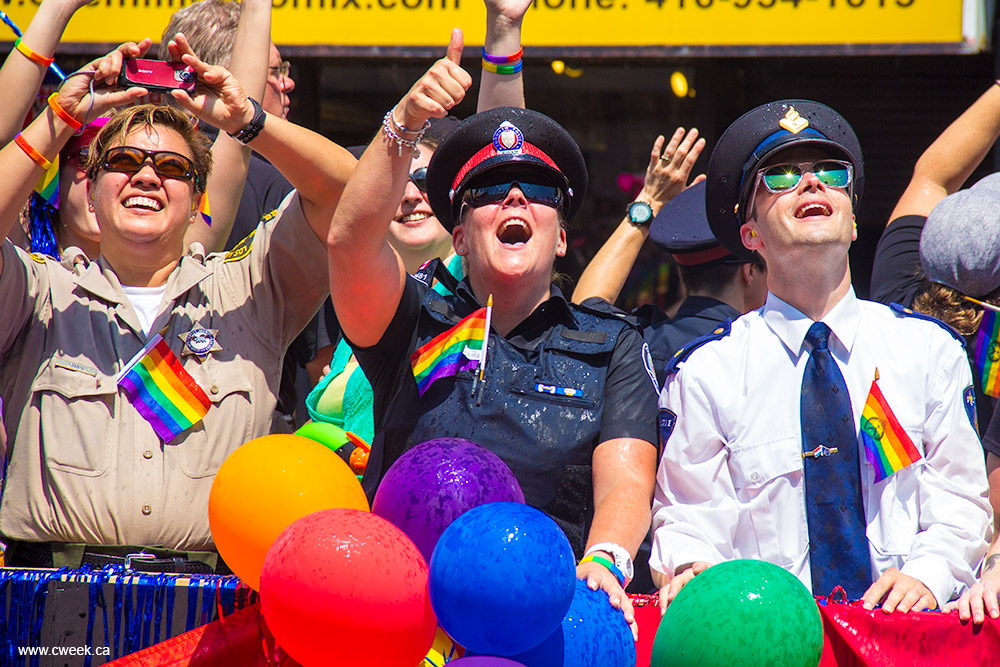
[
  {"x1": 663, "y1": 319, "x2": 733, "y2": 377},
  {"x1": 889, "y1": 302, "x2": 965, "y2": 345},
  {"x1": 572, "y1": 298, "x2": 640, "y2": 327}
]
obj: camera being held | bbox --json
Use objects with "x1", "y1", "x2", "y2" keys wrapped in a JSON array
[{"x1": 118, "y1": 58, "x2": 196, "y2": 95}]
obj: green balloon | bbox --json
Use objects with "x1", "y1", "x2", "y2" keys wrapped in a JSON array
[
  {"x1": 651, "y1": 559, "x2": 823, "y2": 667},
  {"x1": 295, "y1": 421, "x2": 350, "y2": 453}
]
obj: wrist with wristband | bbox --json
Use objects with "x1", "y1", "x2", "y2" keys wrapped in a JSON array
[
  {"x1": 14, "y1": 37, "x2": 54, "y2": 67},
  {"x1": 579, "y1": 554, "x2": 626, "y2": 587},
  {"x1": 47, "y1": 93, "x2": 83, "y2": 131},
  {"x1": 228, "y1": 97, "x2": 266, "y2": 146},
  {"x1": 583, "y1": 542, "x2": 634, "y2": 586},
  {"x1": 482, "y1": 46, "x2": 523, "y2": 76}
]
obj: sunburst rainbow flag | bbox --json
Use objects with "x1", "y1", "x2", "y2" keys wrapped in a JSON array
[
  {"x1": 859, "y1": 374, "x2": 922, "y2": 483},
  {"x1": 410, "y1": 307, "x2": 488, "y2": 397},
  {"x1": 973, "y1": 304, "x2": 1000, "y2": 398},
  {"x1": 116, "y1": 333, "x2": 211, "y2": 442}
]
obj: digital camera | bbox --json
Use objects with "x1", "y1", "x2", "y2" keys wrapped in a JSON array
[{"x1": 118, "y1": 59, "x2": 197, "y2": 95}]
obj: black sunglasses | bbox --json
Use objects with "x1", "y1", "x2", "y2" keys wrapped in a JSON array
[
  {"x1": 100, "y1": 146, "x2": 197, "y2": 183},
  {"x1": 462, "y1": 180, "x2": 565, "y2": 210},
  {"x1": 408, "y1": 166, "x2": 428, "y2": 192}
]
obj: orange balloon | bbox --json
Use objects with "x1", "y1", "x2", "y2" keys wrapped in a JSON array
[{"x1": 209, "y1": 434, "x2": 369, "y2": 590}]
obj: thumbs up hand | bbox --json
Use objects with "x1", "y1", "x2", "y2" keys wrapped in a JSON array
[{"x1": 394, "y1": 29, "x2": 472, "y2": 131}]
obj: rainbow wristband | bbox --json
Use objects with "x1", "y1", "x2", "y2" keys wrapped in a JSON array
[
  {"x1": 14, "y1": 37, "x2": 54, "y2": 67},
  {"x1": 47, "y1": 93, "x2": 83, "y2": 131},
  {"x1": 481, "y1": 59, "x2": 523, "y2": 75},
  {"x1": 482, "y1": 46, "x2": 523, "y2": 64},
  {"x1": 14, "y1": 133, "x2": 52, "y2": 170},
  {"x1": 580, "y1": 554, "x2": 625, "y2": 587}
]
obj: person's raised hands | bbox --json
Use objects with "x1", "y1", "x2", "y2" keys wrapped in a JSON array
[
  {"x1": 394, "y1": 29, "x2": 472, "y2": 131},
  {"x1": 168, "y1": 33, "x2": 253, "y2": 135},
  {"x1": 53, "y1": 39, "x2": 152, "y2": 123}
]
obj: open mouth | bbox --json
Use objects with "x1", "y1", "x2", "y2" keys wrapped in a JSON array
[
  {"x1": 397, "y1": 212, "x2": 430, "y2": 225},
  {"x1": 497, "y1": 219, "x2": 532, "y2": 245},
  {"x1": 795, "y1": 202, "x2": 831, "y2": 218},
  {"x1": 123, "y1": 196, "x2": 163, "y2": 212}
]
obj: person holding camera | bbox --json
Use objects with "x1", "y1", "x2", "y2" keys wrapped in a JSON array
[{"x1": 0, "y1": 36, "x2": 354, "y2": 571}]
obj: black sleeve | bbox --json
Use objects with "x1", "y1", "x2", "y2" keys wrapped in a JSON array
[
  {"x1": 982, "y1": 402, "x2": 1000, "y2": 458},
  {"x1": 600, "y1": 325, "x2": 659, "y2": 449},
  {"x1": 869, "y1": 215, "x2": 926, "y2": 307}
]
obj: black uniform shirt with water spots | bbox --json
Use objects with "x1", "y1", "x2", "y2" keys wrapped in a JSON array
[{"x1": 352, "y1": 259, "x2": 658, "y2": 556}]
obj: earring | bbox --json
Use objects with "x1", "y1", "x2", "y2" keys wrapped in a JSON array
[{"x1": 749, "y1": 230, "x2": 757, "y2": 238}]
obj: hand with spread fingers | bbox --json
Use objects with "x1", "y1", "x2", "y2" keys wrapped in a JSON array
[
  {"x1": 861, "y1": 567, "x2": 938, "y2": 613},
  {"x1": 167, "y1": 34, "x2": 254, "y2": 136},
  {"x1": 578, "y1": 558, "x2": 638, "y2": 640},
  {"x1": 658, "y1": 560, "x2": 711, "y2": 616},
  {"x1": 642, "y1": 127, "x2": 707, "y2": 214},
  {"x1": 53, "y1": 39, "x2": 152, "y2": 123},
  {"x1": 947, "y1": 552, "x2": 1000, "y2": 623}
]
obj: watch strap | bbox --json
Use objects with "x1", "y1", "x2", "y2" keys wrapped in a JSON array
[
  {"x1": 228, "y1": 97, "x2": 266, "y2": 146},
  {"x1": 584, "y1": 542, "x2": 634, "y2": 583},
  {"x1": 627, "y1": 200, "x2": 653, "y2": 226},
  {"x1": 579, "y1": 554, "x2": 626, "y2": 587}
]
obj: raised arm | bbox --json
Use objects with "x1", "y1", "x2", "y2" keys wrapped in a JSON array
[
  {"x1": 0, "y1": 0, "x2": 90, "y2": 146},
  {"x1": 172, "y1": 50, "x2": 355, "y2": 243},
  {"x1": 889, "y1": 82, "x2": 1000, "y2": 223},
  {"x1": 327, "y1": 30, "x2": 471, "y2": 349},
  {"x1": 181, "y1": 0, "x2": 271, "y2": 252},
  {"x1": 572, "y1": 128, "x2": 705, "y2": 304},
  {"x1": 0, "y1": 40, "x2": 149, "y2": 275},
  {"x1": 478, "y1": 0, "x2": 529, "y2": 111}
]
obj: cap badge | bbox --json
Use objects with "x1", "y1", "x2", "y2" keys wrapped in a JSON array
[
  {"x1": 179, "y1": 327, "x2": 222, "y2": 359},
  {"x1": 779, "y1": 107, "x2": 809, "y2": 134},
  {"x1": 493, "y1": 121, "x2": 524, "y2": 154}
]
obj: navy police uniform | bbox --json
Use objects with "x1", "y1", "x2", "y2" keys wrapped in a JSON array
[{"x1": 355, "y1": 260, "x2": 657, "y2": 556}]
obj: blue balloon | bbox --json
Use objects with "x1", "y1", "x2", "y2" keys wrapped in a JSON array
[
  {"x1": 429, "y1": 502, "x2": 576, "y2": 656},
  {"x1": 448, "y1": 659, "x2": 527, "y2": 666},
  {"x1": 509, "y1": 579, "x2": 636, "y2": 667}
]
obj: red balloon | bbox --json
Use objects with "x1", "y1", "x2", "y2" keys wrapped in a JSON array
[{"x1": 260, "y1": 508, "x2": 437, "y2": 667}]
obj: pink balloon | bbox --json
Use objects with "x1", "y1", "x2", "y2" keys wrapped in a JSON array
[{"x1": 260, "y1": 508, "x2": 437, "y2": 666}]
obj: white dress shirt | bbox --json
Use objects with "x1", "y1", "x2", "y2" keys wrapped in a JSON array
[{"x1": 650, "y1": 288, "x2": 991, "y2": 605}]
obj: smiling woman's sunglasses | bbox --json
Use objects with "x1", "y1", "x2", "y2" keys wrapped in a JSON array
[
  {"x1": 756, "y1": 159, "x2": 853, "y2": 194},
  {"x1": 461, "y1": 180, "x2": 565, "y2": 209},
  {"x1": 100, "y1": 146, "x2": 196, "y2": 182},
  {"x1": 408, "y1": 166, "x2": 428, "y2": 192}
]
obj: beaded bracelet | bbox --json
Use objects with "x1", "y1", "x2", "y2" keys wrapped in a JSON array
[
  {"x1": 14, "y1": 37, "x2": 54, "y2": 67},
  {"x1": 47, "y1": 93, "x2": 83, "y2": 131},
  {"x1": 382, "y1": 108, "x2": 430, "y2": 157},
  {"x1": 579, "y1": 554, "x2": 625, "y2": 587},
  {"x1": 482, "y1": 46, "x2": 523, "y2": 64},
  {"x1": 15, "y1": 133, "x2": 52, "y2": 170},
  {"x1": 482, "y1": 59, "x2": 523, "y2": 75}
]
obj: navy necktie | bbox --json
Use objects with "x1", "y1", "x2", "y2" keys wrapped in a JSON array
[{"x1": 800, "y1": 321, "x2": 869, "y2": 599}]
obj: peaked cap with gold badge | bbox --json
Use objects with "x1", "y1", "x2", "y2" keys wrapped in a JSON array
[
  {"x1": 426, "y1": 107, "x2": 588, "y2": 231},
  {"x1": 705, "y1": 100, "x2": 865, "y2": 262}
]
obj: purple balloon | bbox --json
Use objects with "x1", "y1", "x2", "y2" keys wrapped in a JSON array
[
  {"x1": 372, "y1": 438, "x2": 524, "y2": 561},
  {"x1": 448, "y1": 659, "x2": 527, "y2": 667}
]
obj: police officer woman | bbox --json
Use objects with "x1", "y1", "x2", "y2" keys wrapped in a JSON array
[{"x1": 327, "y1": 31, "x2": 658, "y2": 632}]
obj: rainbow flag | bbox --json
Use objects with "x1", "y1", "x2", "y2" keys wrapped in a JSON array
[
  {"x1": 974, "y1": 306, "x2": 1000, "y2": 398},
  {"x1": 411, "y1": 307, "x2": 488, "y2": 397},
  {"x1": 198, "y1": 193, "x2": 212, "y2": 227},
  {"x1": 859, "y1": 377, "x2": 922, "y2": 483},
  {"x1": 34, "y1": 154, "x2": 59, "y2": 208},
  {"x1": 116, "y1": 333, "x2": 212, "y2": 442}
]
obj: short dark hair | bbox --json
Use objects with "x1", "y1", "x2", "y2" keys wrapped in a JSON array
[{"x1": 679, "y1": 256, "x2": 765, "y2": 295}]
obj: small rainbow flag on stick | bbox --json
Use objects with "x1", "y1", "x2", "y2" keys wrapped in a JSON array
[
  {"x1": 970, "y1": 299, "x2": 1000, "y2": 398},
  {"x1": 34, "y1": 155, "x2": 60, "y2": 208},
  {"x1": 117, "y1": 333, "x2": 212, "y2": 442},
  {"x1": 859, "y1": 371, "x2": 922, "y2": 483},
  {"x1": 411, "y1": 306, "x2": 489, "y2": 397}
]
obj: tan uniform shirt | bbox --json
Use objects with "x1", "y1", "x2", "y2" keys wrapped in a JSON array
[{"x1": 0, "y1": 192, "x2": 328, "y2": 551}]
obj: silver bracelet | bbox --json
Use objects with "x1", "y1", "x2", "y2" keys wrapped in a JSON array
[{"x1": 382, "y1": 108, "x2": 430, "y2": 157}]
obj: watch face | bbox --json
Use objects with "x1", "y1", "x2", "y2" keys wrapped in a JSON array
[{"x1": 629, "y1": 201, "x2": 653, "y2": 225}]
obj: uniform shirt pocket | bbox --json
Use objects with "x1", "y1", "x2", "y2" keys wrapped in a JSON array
[
  {"x1": 175, "y1": 360, "x2": 254, "y2": 478},
  {"x1": 867, "y1": 459, "x2": 922, "y2": 557},
  {"x1": 32, "y1": 360, "x2": 116, "y2": 476}
]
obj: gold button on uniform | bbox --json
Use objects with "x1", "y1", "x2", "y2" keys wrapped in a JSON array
[
  {"x1": 143, "y1": 450, "x2": 153, "y2": 459},
  {"x1": 142, "y1": 505, "x2": 152, "y2": 516},
  {"x1": 210, "y1": 385, "x2": 219, "y2": 395}
]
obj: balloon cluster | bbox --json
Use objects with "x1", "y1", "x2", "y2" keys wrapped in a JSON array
[{"x1": 209, "y1": 435, "x2": 635, "y2": 666}]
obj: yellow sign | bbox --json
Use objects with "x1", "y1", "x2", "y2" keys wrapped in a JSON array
[{"x1": 0, "y1": 0, "x2": 966, "y2": 48}]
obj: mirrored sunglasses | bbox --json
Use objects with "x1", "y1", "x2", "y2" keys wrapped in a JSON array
[
  {"x1": 462, "y1": 180, "x2": 565, "y2": 210},
  {"x1": 757, "y1": 159, "x2": 853, "y2": 194},
  {"x1": 100, "y1": 146, "x2": 196, "y2": 182}
]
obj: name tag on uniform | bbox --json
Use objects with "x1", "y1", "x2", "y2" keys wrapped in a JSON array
[{"x1": 534, "y1": 383, "x2": 582, "y2": 397}]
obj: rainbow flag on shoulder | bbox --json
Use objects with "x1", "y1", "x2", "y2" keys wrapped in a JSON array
[
  {"x1": 116, "y1": 333, "x2": 212, "y2": 442},
  {"x1": 973, "y1": 305, "x2": 1000, "y2": 398},
  {"x1": 411, "y1": 307, "x2": 488, "y2": 397},
  {"x1": 859, "y1": 373, "x2": 922, "y2": 483}
]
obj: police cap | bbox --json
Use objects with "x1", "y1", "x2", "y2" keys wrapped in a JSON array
[
  {"x1": 705, "y1": 100, "x2": 864, "y2": 261},
  {"x1": 426, "y1": 107, "x2": 588, "y2": 231},
  {"x1": 649, "y1": 181, "x2": 739, "y2": 267}
]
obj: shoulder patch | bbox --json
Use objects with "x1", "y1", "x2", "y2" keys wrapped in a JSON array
[
  {"x1": 964, "y1": 385, "x2": 978, "y2": 435},
  {"x1": 261, "y1": 207, "x2": 281, "y2": 224},
  {"x1": 224, "y1": 229, "x2": 256, "y2": 263},
  {"x1": 663, "y1": 318, "x2": 733, "y2": 377},
  {"x1": 28, "y1": 252, "x2": 47, "y2": 264},
  {"x1": 659, "y1": 408, "x2": 677, "y2": 449},
  {"x1": 642, "y1": 342, "x2": 659, "y2": 393},
  {"x1": 889, "y1": 302, "x2": 964, "y2": 345}
]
